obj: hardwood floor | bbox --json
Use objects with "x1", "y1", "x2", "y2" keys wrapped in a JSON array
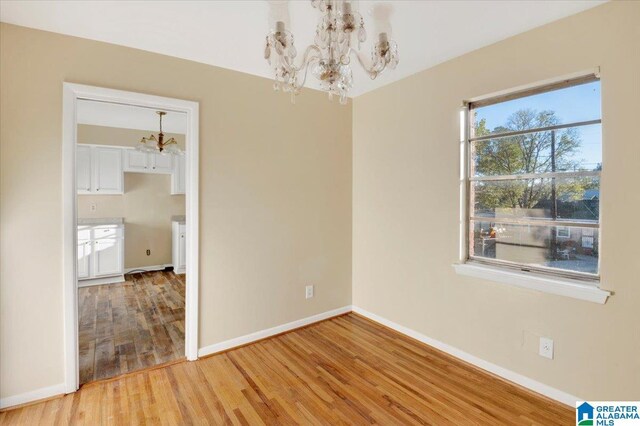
[
  {"x1": 78, "y1": 271, "x2": 185, "y2": 385},
  {"x1": 1, "y1": 313, "x2": 572, "y2": 424}
]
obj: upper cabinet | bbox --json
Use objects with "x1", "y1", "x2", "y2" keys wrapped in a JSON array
[
  {"x1": 77, "y1": 144, "x2": 184, "y2": 195},
  {"x1": 171, "y1": 154, "x2": 186, "y2": 195},
  {"x1": 77, "y1": 145, "x2": 92, "y2": 193},
  {"x1": 77, "y1": 145, "x2": 123, "y2": 195},
  {"x1": 151, "y1": 153, "x2": 174, "y2": 174},
  {"x1": 94, "y1": 147, "x2": 124, "y2": 193},
  {"x1": 123, "y1": 149, "x2": 173, "y2": 174},
  {"x1": 124, "y1": 149, "x2": 149, "y2": 172}
]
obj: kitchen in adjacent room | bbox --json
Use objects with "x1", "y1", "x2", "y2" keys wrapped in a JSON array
[{"x1": 75, "y1": 100, "x2": 187, "y2": 385}]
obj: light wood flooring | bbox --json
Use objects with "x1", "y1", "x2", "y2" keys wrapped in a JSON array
[
  {"x1": 78, "y1": 271, "x2": 185, "y2": 385},
  {"x1": 1, "y1": 313, "x2": 572, "y2": 424}
]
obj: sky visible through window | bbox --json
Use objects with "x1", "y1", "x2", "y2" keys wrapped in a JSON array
[{"x1": 474, "y1": 81, "x2": 601, "y2": 171}]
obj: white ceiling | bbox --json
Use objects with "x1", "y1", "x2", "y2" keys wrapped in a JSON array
[
  {"x1": 0, "y1": 1, "x2": 606, "y2": 97},
  {"x1": 77, "y1": 100, "x2": 187, "y2": 134}
]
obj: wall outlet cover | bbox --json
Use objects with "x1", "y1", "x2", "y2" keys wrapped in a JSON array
[
  {"x1": 539, "y1": 337, "x2": 554, "y2": 360},
  {"x1": 305, "y1": 285, "x2": 314, "y2": 299}
]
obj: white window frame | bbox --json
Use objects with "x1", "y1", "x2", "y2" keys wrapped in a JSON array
[{"x1": 454, "y1": 70, "x2": 610, "y2": 304}]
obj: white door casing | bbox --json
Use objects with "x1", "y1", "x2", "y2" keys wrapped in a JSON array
[{"x1": 63, "y1": 83, "x2": 199, "y2": 394}]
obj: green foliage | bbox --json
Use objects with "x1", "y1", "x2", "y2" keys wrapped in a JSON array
[{"x1": 472, "y1": 109, "x2": 595, "y2": 211}]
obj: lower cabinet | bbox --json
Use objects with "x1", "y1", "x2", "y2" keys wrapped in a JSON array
[
  {"x1": 78, "y1": 223, "x2": 125, "y2": 286},
  {"x1": 172, "y1": 221, "x2": 186, "y2": 274}
]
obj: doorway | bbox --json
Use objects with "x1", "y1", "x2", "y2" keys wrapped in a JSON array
[{"x1": 62, "y1": 84, "x2": 199, "y2": 392}]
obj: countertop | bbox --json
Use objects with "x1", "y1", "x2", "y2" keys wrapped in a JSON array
[
  {"x1": 172, "y1": 215, "x2": 186, "y2": 224},
  {"x1": 77, "y1": 217, "x2": 124, "y2": 225}
]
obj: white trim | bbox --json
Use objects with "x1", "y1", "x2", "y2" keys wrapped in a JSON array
[
  {"x1": 77, "y1": 275, "x2": 125, "y2": 287},
  {"x1": 198, "y1": 306, "x2": 352, "y2": 357},
  {"x1": 466, "y1": 67, "x2": 600, "y2": 104},
  {"x1": 62, "y1": 84, "x2": 78, "y2": 394},
  {"x1": 351, "y1": 306, "x2": 580, "y2": 407},
  {"x1": 0, "y1": 383, "x2": 66, "y2": 410},
  {"x1": 184, "y1": 96, "x2": 199, "y2": 362},
  {"x1": 62, "y1": 83, "x2": 200, "y2": 396},
  {"x1": 453, "y1": 263, "x2": 610, "y2": 304},
  {"x1": 124, "y1": 264, "x2": 173, "y2": 274}
]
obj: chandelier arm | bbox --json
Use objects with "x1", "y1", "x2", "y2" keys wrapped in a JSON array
[
  {"x1": 285, "y1": 44, "x2": 323, "y2": 73},
  {"x1": 295, "y1": 55, "x2": 321, "y2": 89},
  {"x1": 351, "y1": 48, "x2": 385, "y2": 79}
]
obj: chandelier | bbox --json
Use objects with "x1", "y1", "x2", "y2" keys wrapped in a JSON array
[
  {"x1": 264, "y1": 0, "x2": 399, "y2": 104},
  {"x1": 137, "y1": 111, "x2": 183, "y2": 155}
]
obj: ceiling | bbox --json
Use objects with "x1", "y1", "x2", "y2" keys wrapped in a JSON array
[
  {"x1": 78, "y1": 100, "x2": 187, "y2": 134},
  {"x1": 0, "y1": 1, "x2": 606, "y2": 97}
]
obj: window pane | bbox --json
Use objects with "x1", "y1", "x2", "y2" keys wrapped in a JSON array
[
  {"x1": 470, "y1": 220, "x2": 599, "y2": 275},
  {"x1": 471, "y1": 81, "x2": 601, "y2": 137},
  {"x1": 472, "y1": 176, "x2": 600, "y2": 221},
  {"x1": 471, "y1": 124, "x2": 602, "y2": 176}
]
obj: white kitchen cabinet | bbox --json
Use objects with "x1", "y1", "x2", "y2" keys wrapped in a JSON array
[
  {"x1": 172, "y1": 220, "x2": 186, "y2": 274},
  {"x1": 77, "y1": 145, "x2": 92, "y2": 194},
  {"x1": 77, "y1": 226, "x2": 91, "y2": 279},
  {"x1": 93, "y1": 238, "x2": 122, "y2": 276},
  {"x1": 124, "y1": 149, "x2": 173, "y2": 174},
  {"x1": 171, "y1": 154, "x2": 186, "y2": 195},
  {"x1": 77, "y1": 221, "x2": 125, "y2": 286},
  {"x1": 77, "y1": 240, "x2": 91, "y2": 279},
  {"x1": 124, "y1": 149, "x2": 150, "y2": 172},
  {"x1": 94, "y1": 147, "x2": 124, "y2": 193},
  {"x1": 78, "y1": 145, "x2": 182, "y2": 195},
  {"x1": 151, "y1": 153, "x2": 173, "y2": 173},
  {"x1": 76, "y1": 145, "x2": 123, "y2": 195}
]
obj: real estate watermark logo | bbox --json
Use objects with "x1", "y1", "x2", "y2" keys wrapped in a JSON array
[{"x1": 576, "y1": 401, "x2": 640, "y2": 425}]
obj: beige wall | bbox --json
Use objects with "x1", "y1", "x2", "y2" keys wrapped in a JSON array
[
  {"x1": 78, "y1": 174, "x2": 185, "y2": 269},
  {"x1": 78, "y1": 124, "x2": 185, "y2": 149},
  {"x1": 0, "y1": 23, "x2": 352, "y2": 399},
  {"x1": 77, "y1": 125, "x2": 186, "y2": 269},
  {"x1": 353, "y1": 1, "x2": 640, "y2": 400}
]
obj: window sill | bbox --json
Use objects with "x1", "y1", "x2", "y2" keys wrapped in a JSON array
[{"x1": 452, "y1": 262, "x2": 610, "y2": 304}]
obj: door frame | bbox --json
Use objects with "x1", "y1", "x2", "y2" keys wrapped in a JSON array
[{"x1": 62, "y1": 83, "x2": 199, "y2": 393}]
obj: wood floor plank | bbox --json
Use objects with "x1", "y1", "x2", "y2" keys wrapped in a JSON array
[
  {"x1": 0, "y1": 313, "x2": 574, "y2": 425},
  {"x1": 77, "y1": 271, "x2": 186, "y2": 385}
]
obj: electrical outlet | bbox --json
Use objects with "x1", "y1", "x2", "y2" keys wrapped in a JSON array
[
  {"x1": 146, "y1": 249, "x2": 151, "y2": 256},
  {"x1": 539, "y1": 337, "x2": 554, "y2": 359},
  {"x1": 90, "y1": 203, "x2": 97, "y2": 212},
  {"x1": 305, "y1": 285, "x2": 314, "y2": 299}
]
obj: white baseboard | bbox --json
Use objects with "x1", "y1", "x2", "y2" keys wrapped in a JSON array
[
  {"x1": 77, "y1": 274, "x2": 125, "y2": 287},
  {"x1": 0, "y1": 383, "x2": 66, "y2": 410},
  {"x1": 198, "y1": 305, "x2": 352, "y2": 357},
  {"x1": 351, "y1": 306, "x2": 579, "y2": 407},
  {"x1": 124, "y1": 264, "x2": 173, "y2": 274},
  {"x1": 2, "y1": 306, "x2": 576, "y2": 411}
]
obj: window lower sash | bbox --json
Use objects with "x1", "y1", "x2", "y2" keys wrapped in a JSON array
[
  {"x1": 467, "y1": 256, "x2": 599, "y2": 283},
  {"x1": 469, "y1": 216, "x2": 599, "y2": 229}
]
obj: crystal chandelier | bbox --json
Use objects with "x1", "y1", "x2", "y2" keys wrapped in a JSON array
[
  {"x1": 137, "y1": 111, "x2": 183, "y2": 155},
  {"x1": 264, "y1": 0, "x2": 399, "y2": 104}
]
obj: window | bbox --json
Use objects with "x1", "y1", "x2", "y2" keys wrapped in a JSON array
[
  {"x1": 556, "y1": 227, "x2": 570, "y2": 239},
  {"x1": 464, "y1": 75, "x2": 601, "y2": 283}
]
